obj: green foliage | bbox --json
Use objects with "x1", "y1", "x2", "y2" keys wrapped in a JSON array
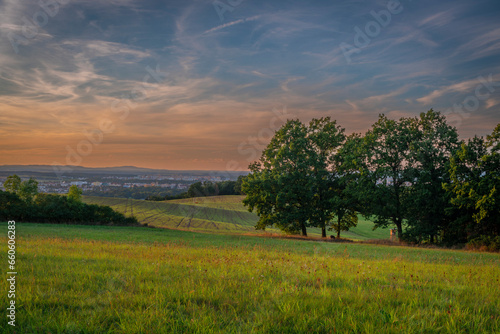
[
  {"x1": 243, "y1": 120, "x2": 314, "y2": 236},
  {"x1": 3, "y1": 174, "x2": 21, "y2": 193},
  {"x1": 0, "y1": 189, "x2": 28, "y2": 220},
  {"x1": 329, "y1": 208, "x2": 358, "y2": 238},
  {"x1": 243, "y1": 118, "x2": 346, "y2": 237},
  {"x1": 343, "y1": 110, "x2": 462, "y2": 243},
  {"x1": 86, "y1": 186, "x2": 185, "y2": 200},
  {"x1": 404, "y1": 110, "x2": 459, "y2": 243},
  {"x1": 234, "y1": 175, "x2": 246, "y2": 194},
  {"x1": 185, "y1": 180, "x2": 243, "y2": 199},
  {"x1": 444, "y1": 123, "x2": 500, "y2": 241},
  {"x1": 308, "y1": 117, "x2": 347, "y2": 237},
  {"x1": 466, "y1": 235, "x2": 500, "y2": 252},
  {"x1": 0, "y1": 189, "x2": 138, "y2": 226},
  {"x1": 3, "y1": 174, "x2": 39, "y2": 201},
  {"x1": 344, "y1": 115, "x2": 419, "y2": 241},
  {"x1": 18, "y1": 178, "x2": 39, "y2": 201},
  {"x1": 68, "y1": 185, "x2": 83, "y2": 202}
]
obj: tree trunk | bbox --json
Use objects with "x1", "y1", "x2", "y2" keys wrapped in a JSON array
[
  {"x1": 321, "y1": 226, "x2": 326, "y2": 238},
  {"x1": 396, "y1": 220, "x2": 403, "y2": 242},
  {"x1": 301, "y1": 222, "x2": 307, "y2": 237},
  {"x1": 337, "y1": 217, "x2": 341, "y2": 239}
]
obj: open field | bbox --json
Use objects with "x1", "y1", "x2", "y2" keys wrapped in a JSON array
[
  {"x1": 83, "y1": 195, "x2": 390, "y2": 240},
  {"x1": 1, "y1": 222, "x2": 499, "y2": 333}
]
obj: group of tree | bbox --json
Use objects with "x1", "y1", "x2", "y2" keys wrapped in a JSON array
[
  {"x1": 85, "y1": 186, "x2": 185, "y2": 200},
  {"x1": 147, "y1": 177, "x2": 246, "y2": 201},
  {"x1": 0, "y1": 176, "x2": 139, "y2": 226},
  {"x1": 242, "y1": 110, "x2": 500, "y2": 249}
]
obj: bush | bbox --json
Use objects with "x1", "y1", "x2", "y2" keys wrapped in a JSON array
[
  {"x1": 0, "y1": 190, "x2": 139, "y2": 226},
  {"x1": 466, "y1": 235, "x2": 500, "y2": 252}
]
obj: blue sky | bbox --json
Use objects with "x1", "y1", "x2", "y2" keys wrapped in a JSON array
[{"x1": 0, "y1": 0, "x2": 499, "y2": 170}]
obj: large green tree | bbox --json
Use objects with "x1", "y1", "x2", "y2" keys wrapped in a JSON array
[
  {"x1": 243, "y1": 118, "x2": 348, "y2": 237},
  {"x1": 330, "y1": 133, "x2": 364, "y2": 238},
  {"x1": 351, "y1": 115, "x2": 419, "y2": 242},
  {"x1": 307, "y1": 117, "x2": 346, "y2": 237},
  {"x1": 405, "y1": 110, "x2": 459, "y2": 243},
  {"x1": 243, "y1": 119, "x2": 315, "y2": 236},
  {"x1": 444, "y1": 123, "x2": 500, "y2": 239}
]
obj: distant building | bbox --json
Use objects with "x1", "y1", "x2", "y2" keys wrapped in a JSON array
[{"x1": 70, "y1": 181, "x2": 87, "y2": 186}]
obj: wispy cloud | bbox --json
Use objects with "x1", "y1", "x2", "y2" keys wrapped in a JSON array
[
  {"x1": 203, "y1": 15, "x2": 262, "y2": 35},
  {"x1": 0, "y1": 0, "x2": 499, "y2": 168}
]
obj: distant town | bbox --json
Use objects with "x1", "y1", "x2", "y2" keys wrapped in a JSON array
[{"x1": 0, "y1": 165, "x2": 248, "y2": 199}]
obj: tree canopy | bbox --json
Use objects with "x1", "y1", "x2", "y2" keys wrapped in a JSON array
[{"x1": 242, "y1": 110, "x2": 499, "y2": 248}]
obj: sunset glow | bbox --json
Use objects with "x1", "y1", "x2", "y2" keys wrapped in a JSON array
[{"x1": 1, "y1": 0, "x2": 499, "y2": 170}]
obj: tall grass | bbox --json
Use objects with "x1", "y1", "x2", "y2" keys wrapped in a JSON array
[{"x1": 1, "y1": 223, "x2": 499, "y2": 333}]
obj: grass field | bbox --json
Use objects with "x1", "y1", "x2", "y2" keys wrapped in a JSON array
[
  {"x1": 83, "y1": 195, "x2": 390, "y2": 240},
  {"x1": 1, "y1": 222, "x2": 499, "y2": 333}
]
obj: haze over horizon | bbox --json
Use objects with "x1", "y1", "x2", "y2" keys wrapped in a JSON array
[{"x1": 1, "y1": 0, "x2": 499, "y2": 170}]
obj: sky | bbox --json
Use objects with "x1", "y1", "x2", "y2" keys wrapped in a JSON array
[{"x1": 0, "y1": 0, "x2": 499, "y2": 171}]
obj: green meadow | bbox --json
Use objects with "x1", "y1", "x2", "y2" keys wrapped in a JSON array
[
  {"x1": 83, "y1": 195, "x2": 390, "y2": 239},
  {"x1": 1, "y1": 222, "x2": 499, "y2": 333}
]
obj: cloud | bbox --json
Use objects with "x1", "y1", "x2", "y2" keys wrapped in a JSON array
[
  {"x1": 416, "y1": 78, "x2": 482, "y2": 105},
  {"x1": 203, "y1": 15, "x2": 262, "y2": 35}
]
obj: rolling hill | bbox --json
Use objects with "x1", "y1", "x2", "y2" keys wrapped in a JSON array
[{"x1": 83, "y1": 195, "x2": 390, "y2": 239}]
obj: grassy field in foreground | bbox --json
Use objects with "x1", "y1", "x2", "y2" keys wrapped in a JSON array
[
  {"x1": 83, "y1": 195, "x2": 390, "y2": 240},
  {"x1": 1, "y1": 223, "x2": 499, "y2": 333}
]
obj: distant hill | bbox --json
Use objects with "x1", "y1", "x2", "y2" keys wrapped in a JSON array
[{"x1": 0, "y1": 165, "x2": 249, "y2": 177}]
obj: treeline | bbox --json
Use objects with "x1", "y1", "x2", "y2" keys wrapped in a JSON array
[
  {"x1": 0, "y1": 177, "x2": 139, "y2": 226},
  {"x1": 146, "y1": 177, "x2": 246, "y2": 201},
  {"x1": 242, "y1": 110, "x2": 500, "y2": 250},
  {"x1": 84, "y1": 186, "x2": 185, "y2": 200}
]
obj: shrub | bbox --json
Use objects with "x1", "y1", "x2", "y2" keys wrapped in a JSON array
[{"x1": 466, "y1": 235, "x2": 500, "y2": 252}]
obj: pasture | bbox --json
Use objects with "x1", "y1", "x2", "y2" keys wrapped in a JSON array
[
  {"x1": 83, "y1": 195, "x2": 390, "y2": 240},
  {"x1": 1, "y1": 222, "x2": 499, "y2": 333}
]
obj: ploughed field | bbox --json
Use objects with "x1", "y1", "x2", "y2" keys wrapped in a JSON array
[
  {"x1": 83, "y1": 195, "x2": 390, "y2": 239},
  {"x1": 1, "y1": 223, "x2": 499, "y2": 333}
]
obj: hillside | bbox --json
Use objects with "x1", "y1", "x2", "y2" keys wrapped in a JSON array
[
  {"x1": 83, "y1": 195, "x2": 390, "y2": 239},
  {"x1": 2, "y1": 222, "x2": 498, "y2": 333}
]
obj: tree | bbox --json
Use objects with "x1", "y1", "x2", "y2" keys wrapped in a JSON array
[
  {"x1": 0, "y1": 190, "x2": 29, "y2": 221},
  {"x1": 3, "y1": 175, "x2": 21, "y2": 193},
  {"x1": 444, "y1": 123, "x2": 500, "y2": 240},
  {"x1": 330, "y1": 208, "x2": 358, "y2": 239},
  {"x1": 352, "y1": 115, "x2": 419, "y2": 242},
  {"x1": 187, "y1": 182, "x2": 204, "y2": 198},
  {"x1": 404, "y1": 110, "x2": 459, "y2": 243},
  {"x1": 68, "y1": 185, "x2": 83, "y2": 202},
  {"x1": 234, "y1": 175, "x2": 246, "y2": 195},
  {"x1": 18, "y1": 178, "x2": 39, "y2": 201},
  {"x1": 307, "y1": 117, "x2": 346, "y2": 237},
  {"x1": 243, "y1": 119, "x2": 316, "y2": 236},
  {"x1": 332, "y1": 133, "x2": 365, "y2": 238},
  {"x1": 243, "y1": 118, "x2": 347, "y2": 237}
]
